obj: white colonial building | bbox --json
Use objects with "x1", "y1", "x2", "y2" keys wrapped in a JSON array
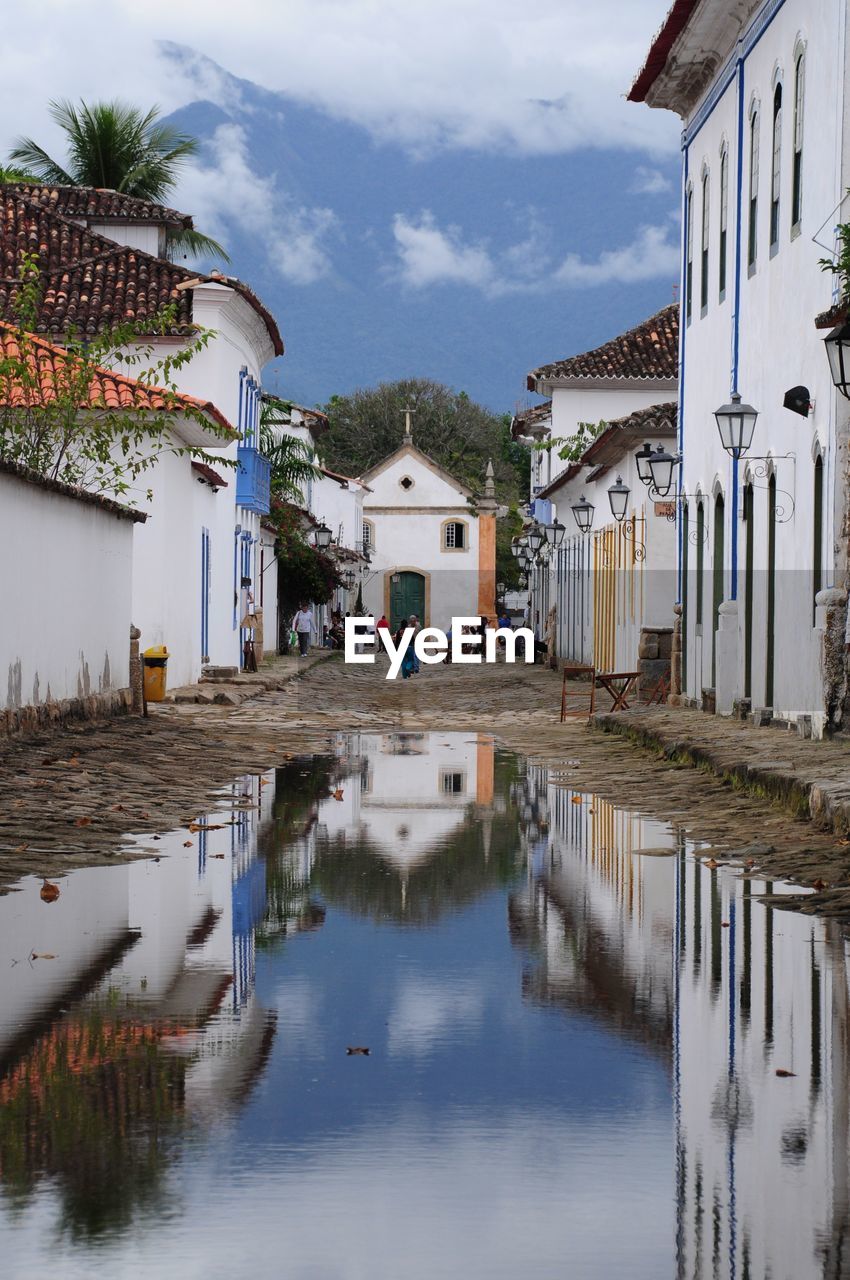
[
  {"x1": 515, "y1": 309, "x2": 680, "y2": 682},
  {"x1": 529, "y1": 403, "x2": 678, "y2": 687},
  {"x1": 629, "y1": 0, "x2": 850, "y2": 733},
  {"x1": 1, "y1": 185, "x2": 284, "y2": 691},
  {"x1": 360, "y1": 423, "x2": 498, "y2": 630},
  {"x1": 516, "y1": 304, "x2": 679, "y2": 503}
]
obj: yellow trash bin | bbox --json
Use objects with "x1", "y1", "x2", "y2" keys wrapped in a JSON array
[{"x1": 143, "y1": 645, "x2": 169, "y2": 702}]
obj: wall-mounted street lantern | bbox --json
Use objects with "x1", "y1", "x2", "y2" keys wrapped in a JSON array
[
  {"x1": 647, "y1": 446, "x2": 677, "y2": 497},
  {"x1": 714, "y1": 391, "x2": 759, "y2": 457},
  {"x1": 546, "y1": 518, "x2": 566, "y2": 550},
  {"x1": 497, "y1": 580, "x2": 506, "y2": 596},
  {"x1": 571, "y1": 495, "x2": 595, "y2": 534},
  {"x1": 526, "y1": 524, "x2": 545, "y2": 554},
  {"x1": 314, "y1": 521, "x2": 333, "y2": 549},
  {"x1": 635, "y1": 442, "x2": 654, "y2": 486},
  {"x1": 825, "y1": 317, "x2": 850, "y2": 399},
  {"x1": 607, "y1": 476, "x2": 630, "y2": 522},
  {"x1": 340, "y1": 569, "x2": 356, "y2": 591}
]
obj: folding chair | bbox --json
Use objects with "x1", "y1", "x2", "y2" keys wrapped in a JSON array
[{"x1": 560, "y1": 664, "x2": 597, "y2": 722}]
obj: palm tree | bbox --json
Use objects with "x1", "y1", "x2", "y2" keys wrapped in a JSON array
[
  {"x1": 8, "y1": 99, "x2": 230, "y2": 263},
  {"x1": 259, "y1": 400, "x2": 322, "y2": 503}
]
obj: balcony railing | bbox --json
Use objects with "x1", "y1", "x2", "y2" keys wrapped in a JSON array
[{"x1": 236, "y1": 446, "x2": 271, "y2": 515}]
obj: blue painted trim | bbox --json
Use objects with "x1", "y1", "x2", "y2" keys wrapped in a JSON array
[
  {"x1": 677, "y1": 143, "x2": 689, "y2": 606},
  {"x1": 233, "y1": 525, "x2": 241, "y2": 631}
]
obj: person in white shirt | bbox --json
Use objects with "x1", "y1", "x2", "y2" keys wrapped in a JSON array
[{"x1": 292, "y1": 601, "x2": 315, "y2": 656}]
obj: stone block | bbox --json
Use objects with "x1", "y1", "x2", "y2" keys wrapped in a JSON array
[
  {"x1": 657, "y1": 632, "x2": 673, "y2": 659},
  {"x1": 751, "y1": 706, "x2": 773, "y2": 728},
  {"x1": 638, "y1": 639, "x2": 659, "y2": 659},
  {"x1": 797, "y1": 715, "x2": 813, "y2": 739}
]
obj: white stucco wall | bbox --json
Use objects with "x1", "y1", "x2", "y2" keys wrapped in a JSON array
[
  {"x1": 526, "y1": 384, "x2": 677, "y2": 495},
  {"x1": 363, "y1": 448, "x2": 481, "y2": 630},
  {"x1": 674, "y1": 0, "x2": 843, "y2": 725},
  {"x1": 134, "y1": 282, "x2": 281, "y2": 677},
  {"x1": 0, "y1": 468, "x2": 136, "y2": 712}
]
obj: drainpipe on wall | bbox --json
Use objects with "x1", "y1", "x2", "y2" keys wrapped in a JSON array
[{"x1": 729, "y1": 47, "x2": 747, "y2": 603}]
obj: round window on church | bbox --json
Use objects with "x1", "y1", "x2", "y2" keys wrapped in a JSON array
[{"x1": 399, "y1": 475, "x2": 415, "y2": 490}]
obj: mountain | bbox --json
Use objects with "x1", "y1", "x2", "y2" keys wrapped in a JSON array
[{"x1": 164, "y1": 45, "x2": 679, "y2": 414}]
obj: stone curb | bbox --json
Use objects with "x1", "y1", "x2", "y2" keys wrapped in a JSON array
[
  {"x1": 592, "y1": 709, "x2": 850, "y2": 836},
  {"x1": 162, "y1": 650, "x2": 338, "y2": 708}
]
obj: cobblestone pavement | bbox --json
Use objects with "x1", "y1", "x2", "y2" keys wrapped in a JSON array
[{"x1": 2, "y1": 654, "x2": 850, "y2": 918}]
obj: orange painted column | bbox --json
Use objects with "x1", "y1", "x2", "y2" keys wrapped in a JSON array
[
  {"x1": 477, "y1": 514, "x2": 496, "y2": 620},
  {"x1": 475, "y1": 734, "x2": 495, "y2": 806}
]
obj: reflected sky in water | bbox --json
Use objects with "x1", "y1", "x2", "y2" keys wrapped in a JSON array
[{"x1": 0, "y1": 732, "x2": 844, "y2": 1278}]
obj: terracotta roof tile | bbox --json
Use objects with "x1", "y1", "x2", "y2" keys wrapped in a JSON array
[
  {"x1": 528, "y1": 304, "x2": 679, "y2": 390},
  {"x1": 0, "y1": 319, "x2": 234, "y2": 433},
  {"x1": 8, "y1": 183, "x2": 192, "y2": 229},
  {"x1": 511, "y1": 399, "x2": 552, "y2": 439},
  {"x1": 627, "y1": 0, "x2": 702, "y2": 103},
  {"x1": 0, "y1": 186, "x2": 283, "y2": 355}
]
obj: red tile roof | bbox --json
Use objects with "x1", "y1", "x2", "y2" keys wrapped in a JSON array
[
  {"x1": 535, "y1": 400, "x2": 677, "y2": 499},
  {"x1": 191, "y1": 461, "x2": 229, "y2": 487},
  {"x1": 511, "y1": 399, "x2": 552, "y2": 439},
  {"x1": 0, "y1": 320, "x2": 234, "y2": 433},
  {"x1": 628, "y1": 0, "x2": 703, "y2": 103},
  {"x1": 0, "y1": 185, "x2": 283, "y2": 355},
  {"x1": 8, "y1": 183, "x2": 192, "y2": 230},
  {"x1": 527, "y1": 304, "x2": 679, "y2": 390}
]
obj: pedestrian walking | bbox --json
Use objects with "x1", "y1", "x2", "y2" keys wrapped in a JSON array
[
  {"x1": 292, "y1": 601, "x2": 315, "y2": 657},
  {"x1": 409, "y1": 614, "x2": 421, "y2": 673}
]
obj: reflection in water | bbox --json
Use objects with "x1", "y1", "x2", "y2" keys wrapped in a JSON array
[{"x1": 0, "y1": 733, "x2": 849, "y2": 1277}]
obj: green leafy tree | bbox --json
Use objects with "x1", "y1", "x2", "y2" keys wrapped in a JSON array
[
  {"x1": 8, "y1": 99, "x2": 229, "y2": 263},
  {"x1": 322, "y1": 378, "x2": 528, "y2": 500},
  {"x1": 0, "y1": 256, "x2": 233, "y2": 500}
]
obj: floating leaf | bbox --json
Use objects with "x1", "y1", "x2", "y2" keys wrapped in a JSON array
[
  {"x1": 775, "y1": 1068, "x2": 796, "y2": 1078},
  {"x1": 40, "y1": 879, "x2": 60, "y2": 903},
  {"x1": 211, "y1": 854, "x2": 226, "y2": 860},
  {"x1": 188, "y1": 822, "x2": 225, "y2": 833},
  {"x1": 74, "y1": 817, "x2": 92, "y2": 827},
  {"x1": 333, "y1": 789, "x2": 344, "y2": 802},
  {"x1": 571, "y1": 796, "x2": 583, "y2": 806},
  {"x1": 346, "y1": 1046, "x2": 370, "y2": 1056},
  {"x1": 30, "y1": 952, "x2": 57, "y2": 960},
  {"x1": 183, "y1": 840, "x2": 193, "y2": 848}
]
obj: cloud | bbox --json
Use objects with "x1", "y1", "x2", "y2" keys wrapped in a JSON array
[
  {"x1": 177, "y1": 124, "x2": 338, "y2": 284},
  {"x1": 392, "y1": 211, "x2": 679, "y2": 295},
  {"x1": 393, "y1": 213, "x2": 495, "y2": 290},
  {"x1": 630, "y1": 166, "x2": 674, "y2": 195},
  {"x1": 553, "y1": 221, "x2": 680, "y2": 287},
  {"x1": 0, "y1": 1, "x2": 678, "y2": 163}
]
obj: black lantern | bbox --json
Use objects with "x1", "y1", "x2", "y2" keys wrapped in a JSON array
[
  {"x1": 314, "y1": 521, "x2": 333, "y2": 549},
  {"x1": 527, "y1": 523, "x2": 545, "y2": 554},
  {"x1": 518, "y1": 548, "x2": 530, "y2": 570},
  {"x1": 607, "y1": 475, "x2": 630, "y2": 522},
  {"x1": 825, "y1": 317, "x2": 850, "y2": 398},
  {"x1": 341, "y1": 569, "x2": 356, "y2": 590},
  {"x1": 647, "y1": 446, "x2": 677, "y2": 497},
  {"x1": 547, "y1": 517, "x2": 566, "y2": 550},
  {"x1": 635, "y1": 442, "x2": 654, "y2": 485},
  {"x1": 714, "y1": 391, "x2": 758, "y2": 457},
  {"x1": 571, "y1": 495, "x2": 594, "y2": 534}
]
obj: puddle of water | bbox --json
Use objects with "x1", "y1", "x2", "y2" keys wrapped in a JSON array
[{"x1": 0, "y1": 732, "x2": 844, "y2": 1279}]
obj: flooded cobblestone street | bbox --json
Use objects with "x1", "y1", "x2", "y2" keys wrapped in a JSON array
[{"x1": 2, "y1": 664, "x2": 850, "y2": 1277}]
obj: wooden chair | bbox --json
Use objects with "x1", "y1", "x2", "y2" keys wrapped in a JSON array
[{"x1": 560, "y1": 664, "x2": 597, "y2": 722}]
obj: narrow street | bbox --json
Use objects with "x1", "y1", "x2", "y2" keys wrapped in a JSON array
[{"x1": 1, "y1": 656, "x2": 846, "y2": 905}]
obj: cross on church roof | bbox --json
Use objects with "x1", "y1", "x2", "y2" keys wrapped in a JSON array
[{"x1": 402, "y1": 406, "x2": 414, "y2": 443}]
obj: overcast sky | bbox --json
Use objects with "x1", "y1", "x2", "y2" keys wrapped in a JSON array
[{"x1": 2, "y1": 0, "x2": 678, "y2": 169}]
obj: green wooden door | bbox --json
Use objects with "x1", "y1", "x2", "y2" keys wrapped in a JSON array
[{"x1": 389, "y1": 572, "x2": 425, "y2": 628}]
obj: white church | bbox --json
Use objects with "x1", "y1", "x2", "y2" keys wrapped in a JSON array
[{"x1": 359, "y1": 415, "x2": 498, "y2": 630}]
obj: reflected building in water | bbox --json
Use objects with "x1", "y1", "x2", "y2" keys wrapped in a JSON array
[
  {"x1": 0, "y1": 772, "x2": 280, "y2": 1234},
  {"x1": 513, "y1": 762, "x2": 850, "y2": 1278}
]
